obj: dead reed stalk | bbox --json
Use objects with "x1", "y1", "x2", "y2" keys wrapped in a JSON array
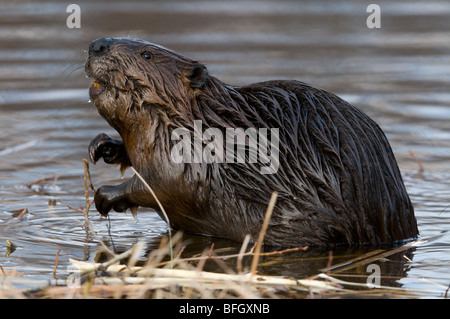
[{"x1": 250, "y1": 191, "x2": 278, "y2": 275}]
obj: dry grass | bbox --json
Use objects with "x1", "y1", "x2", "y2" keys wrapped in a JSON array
[
  {"x1": 26, "y1": 233, "x2": 444, "y2": 299},
  {"x1": 1, "y1": 160, "x2": 448, "y2": 299}
]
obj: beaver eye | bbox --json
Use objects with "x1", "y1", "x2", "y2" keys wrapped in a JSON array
[{"x1": 141, "y1": 52, "x2": 152, "y2": 60}]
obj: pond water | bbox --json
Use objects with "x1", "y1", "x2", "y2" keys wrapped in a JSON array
[{"x1": 0, "y1": 0, "x2": 449, "y2": 298}]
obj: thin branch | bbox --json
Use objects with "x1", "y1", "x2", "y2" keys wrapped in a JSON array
[
  {"x1": 53, "y1": 249, "x2": 62, "y2": 278},
  {"x1": 130, "y1": 167, "x2": 174, "y2": 267},
  {"x1": 250, "y1": 191, "x2": 278, "y2": 275}
]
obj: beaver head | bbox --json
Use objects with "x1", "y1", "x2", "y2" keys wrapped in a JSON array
[{"x1": 85, "y1": 38, "x2": 208, "y2": 135}]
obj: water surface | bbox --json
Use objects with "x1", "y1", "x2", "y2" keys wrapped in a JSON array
[{"x1": 0, "y1": 0, "x2": 449, "y2": 297}]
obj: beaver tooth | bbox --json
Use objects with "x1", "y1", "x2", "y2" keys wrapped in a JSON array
[{"x1": 93, "y1": 81, "x2": 100, "y2": 88}]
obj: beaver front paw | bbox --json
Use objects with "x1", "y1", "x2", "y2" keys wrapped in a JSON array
[
  {"x1": 88, "y1": 133, "x2": 130, "y2": 165},
  {"x1": 94, "y1": 185, "x2": 134, "y2": 216}
]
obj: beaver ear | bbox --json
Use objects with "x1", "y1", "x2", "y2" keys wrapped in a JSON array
[{"x1": 186, "y1": 63, "x2": 208, "y2": 88}]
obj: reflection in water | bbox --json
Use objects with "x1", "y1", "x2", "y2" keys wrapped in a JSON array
[
  {"x1": 0, "y1": 0, "x2": 449, "y2": 297},
  {"x1": 92, "y1": 231, "x2": 419, "y2": 296}
]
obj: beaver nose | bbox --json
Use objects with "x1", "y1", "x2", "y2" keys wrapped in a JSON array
[{"x1": 89, "y1": 38, "x2": 114, "y2": 56}]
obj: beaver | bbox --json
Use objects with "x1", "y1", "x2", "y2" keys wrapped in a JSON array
[{"x1": 85, "y1": 37, "x2": 418, "y2": 247}]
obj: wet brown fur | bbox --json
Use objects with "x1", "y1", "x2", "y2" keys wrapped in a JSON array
[{"x1": 85, "y1": 38, "x2": 418, "y2": 247}]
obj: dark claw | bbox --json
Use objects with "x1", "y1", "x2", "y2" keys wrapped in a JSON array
[
  {"x1": 88, "y1": 133, "x2": 107, "y2": 163},
  {"x1": 88, "y1": 133, "x2": 130, "y2": 165}
]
